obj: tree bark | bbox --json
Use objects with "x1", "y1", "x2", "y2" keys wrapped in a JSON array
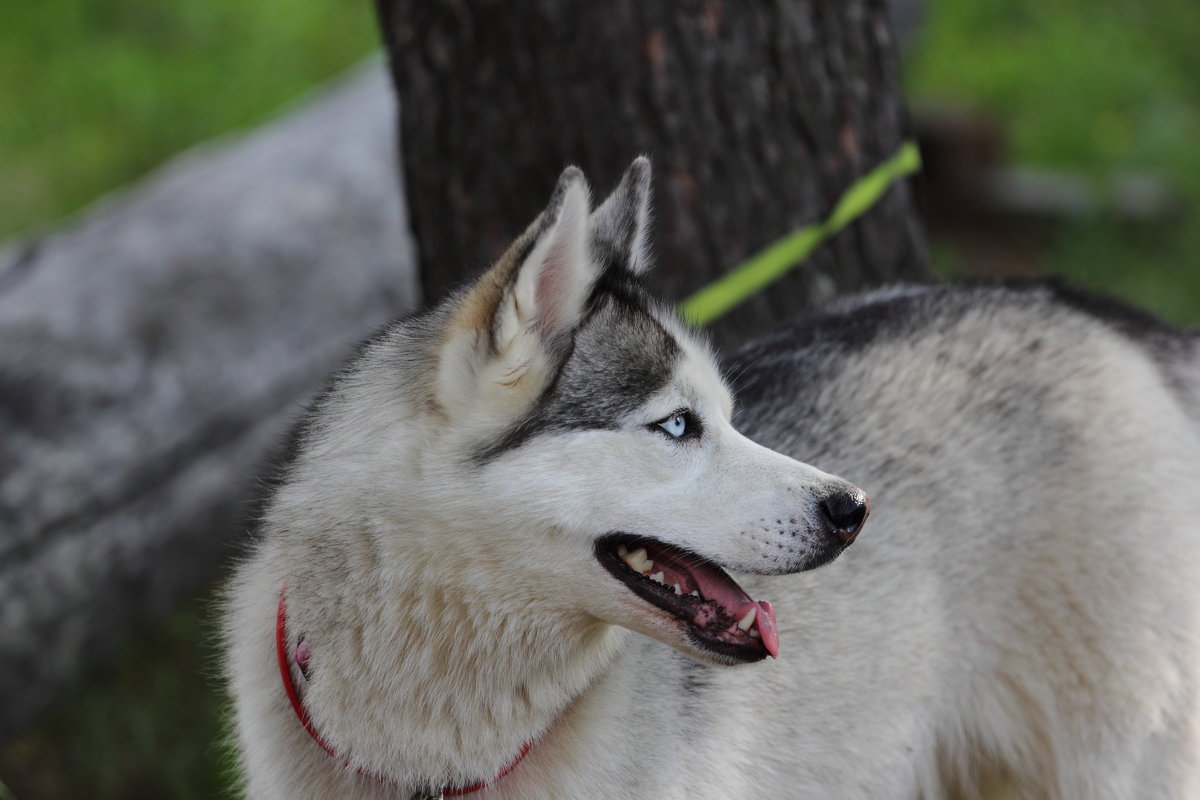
[
  {"x1": 377, "y1": 0, "x2": 930, "y2": 345},
  {"x1": 0, "y1": 61, "x2": 418, "y2": 739}
]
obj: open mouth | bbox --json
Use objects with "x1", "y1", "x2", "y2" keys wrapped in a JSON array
[{"x1": 594, "y1": 533, "x2": 780, "y2": 663}]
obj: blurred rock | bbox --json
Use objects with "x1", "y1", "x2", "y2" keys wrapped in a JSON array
[
  {"x1": 0, "y1": 58, "x2": 418, "y2": 738},
  {"x1": 978, "y1": 167, "x2": 1186, "y2": 222}
]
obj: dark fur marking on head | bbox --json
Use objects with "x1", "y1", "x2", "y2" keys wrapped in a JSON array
[{"x1": 474, "y1": 267, "x2": 681, "y2": 464}]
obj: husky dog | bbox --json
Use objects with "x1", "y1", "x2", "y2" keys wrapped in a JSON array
[{"x1": 224, "y1": 159, "x2": 1200, "y2": 799}]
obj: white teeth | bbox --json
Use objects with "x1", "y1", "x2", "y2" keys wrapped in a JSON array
[
  {"x1": 749, "y1": 628, "x2": 761, "y2": 639},
  {"x1": 621, "y1": 547, "x2": 653, "y2": 575},
  {"x1": 673, "y1": 583, "x2": 682, "y2": 595},
  {"x1": 690, "y1": 590, "x2": 700, "y2": 598},
  {"x1": 737, "y1": 607, "x2": 758, "y2": 632},
  {"x1": 617, "y1": 544, "x2": 629, "y2": 557},
  {"x1": 649, "y1": 571, "x2": 665, "y2": 584}
]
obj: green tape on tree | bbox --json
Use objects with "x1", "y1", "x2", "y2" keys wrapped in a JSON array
[{"x1": 678, "y1": 140, "x2": 922, "y2": 326}]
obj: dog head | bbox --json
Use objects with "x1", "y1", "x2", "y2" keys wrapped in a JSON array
[
  {"x1": 298, "y1": 160, "x2": 867, "y2": 667},
  {"x1": 401, "y1": 160, "x2": 867, "y2": 665}
]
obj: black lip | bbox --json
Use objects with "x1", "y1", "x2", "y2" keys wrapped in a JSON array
[
  {"x1": 803, "y1": 539, "x2": 848, "y2": 572},
  {"x1": 594, "y1": 533, "x2": 768, "y2": 664}
]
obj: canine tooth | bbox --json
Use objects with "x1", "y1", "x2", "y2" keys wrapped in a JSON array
[
  {"x1": 737, "y1": 607, "x2": 758, "y2": 632},
  {"x1": 649, "y1": 571, "x2": 665, "y2": 584},
  {"x1": 622, "y1": 547, "x2": 650, "y2": 573},
  {"x1": 690, "y1": 590, "x2": 700, "y2": 598},
  {"x1": 617, "y1": 544, "x2": 629, "y2": 557},
  {"x1": 673, "y1": 583, "x2": 682, "y2": 595}
]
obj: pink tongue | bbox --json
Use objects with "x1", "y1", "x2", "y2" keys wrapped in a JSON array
[
  {"x1": 655, "y1": 549, "x2": 781, "y2": 658},
  {"x1": 695, "y1": 576, "x2": 780, "y2": 658},
  {"x1": 725, "y1": 599, "x2": 779, "y2": 659},
  {"x1": 756, "y1": 601, "x2": 779, "y2": 658}
]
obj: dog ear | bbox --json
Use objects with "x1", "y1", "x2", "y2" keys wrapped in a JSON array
[
  {"x1": 590, "y1": 156, "x2": 652, "y2": 274},
  {"x1": 493, "y1": 166, "x2": 595, "y2": 355}
]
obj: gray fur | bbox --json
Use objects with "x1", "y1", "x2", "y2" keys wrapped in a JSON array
[
  {"x1": 590, "y1": 156, "x2": 652, "y2": 274},
  {"x1": 477, "y1": 272, "x2": 680, "y2": 462}
]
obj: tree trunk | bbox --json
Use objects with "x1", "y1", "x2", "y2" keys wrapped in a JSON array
[{"x1": 377, "y1": 0, "x2": 930, "y2": 345}]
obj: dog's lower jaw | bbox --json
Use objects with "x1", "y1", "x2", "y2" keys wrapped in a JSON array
[{"x1": 269, "y1": 569, "x2": 628, "y2": 795}]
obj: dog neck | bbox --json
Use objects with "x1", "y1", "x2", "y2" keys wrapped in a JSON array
[{"x1": 284, "y1": 532, "x2": 627, "y2": 793}]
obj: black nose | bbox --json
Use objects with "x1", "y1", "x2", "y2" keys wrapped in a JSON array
[{"x1": 820, "y1": 487, "x2": 870, "y2": 545}]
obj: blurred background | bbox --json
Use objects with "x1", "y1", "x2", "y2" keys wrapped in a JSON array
[{"x1": 1, "y1": 0, "x2": 1197, "y2": 797}]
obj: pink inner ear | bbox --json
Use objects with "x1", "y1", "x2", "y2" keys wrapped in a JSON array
[{"x1": 533, "y1": 237, "x2": 573, "y2": 335}]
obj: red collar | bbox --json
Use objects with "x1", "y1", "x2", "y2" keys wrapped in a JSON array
[{"x1": 276, "y1": 586, "x2": 532, "y2": 796}]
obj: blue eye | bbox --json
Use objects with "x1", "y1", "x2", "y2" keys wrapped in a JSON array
[
  {"x1": 660, "y1": 413, "x2": 687, "y2": 437},
  {"x1": 653, "y1": 410, "x2": 701, "y2": 440}
]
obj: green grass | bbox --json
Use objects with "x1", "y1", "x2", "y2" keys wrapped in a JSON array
[
  {"x1": 0, "y1": 0, "x2": 378, "y2": 241},
  {"x1": 905, "y1": 0, "x2": 1200, "y2": 324}
]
